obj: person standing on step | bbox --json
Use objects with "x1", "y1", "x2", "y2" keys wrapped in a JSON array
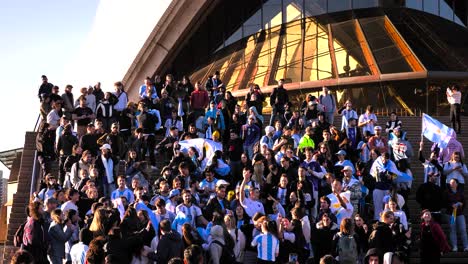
[
  {"x1": 269, "y1": 79, "x2": 289, "y2": 126},
  {"x1": 420, "y1": 210, "x2": 450, "y2": 264},
  {"x1": 319, "y1": 86, "x2": 337, "y2": 125},
  {"x1": 445, "y1": 178, "x2": 468, "y2": 252},
  {"x1": 446, "y1": 85, "x2": 462, "y2": 134}
]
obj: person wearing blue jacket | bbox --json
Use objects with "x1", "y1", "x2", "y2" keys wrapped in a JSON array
[{"x1": 204, "y1": 101, "x2": 225, "y2": 131}]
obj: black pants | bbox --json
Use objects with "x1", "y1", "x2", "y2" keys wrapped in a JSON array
[
  {"x1": 450, "y1": 103, "x2": 461, "y2": 132},
  {"x1": 58, "y1": 155, "x2": 69, "y2": 185},
  {"x1": 269, "y1": 106, "x2": 285, "y2": 126},
  {"x1": 141, "y1": 134, "x2": 156, "y2": 166}
]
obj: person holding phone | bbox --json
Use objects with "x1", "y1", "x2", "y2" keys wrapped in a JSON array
[
  {"x1": 358, "y1": 105, "x2": 377, "y2": 136},
  {"x1": 47, "y1": 209, "x2": 76, "y2": 264},
  {"x1": 446, "y1": 85, "x2": 462, "y2": 134}
]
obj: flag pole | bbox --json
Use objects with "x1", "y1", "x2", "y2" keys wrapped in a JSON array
[{"x1": 421, "y1": 113, "x2": 424, "y2": 142}]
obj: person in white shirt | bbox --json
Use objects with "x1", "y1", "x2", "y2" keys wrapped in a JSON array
[
  {"x1": 385, "y1": 198, "x2": 408, "y2": 230},
  {"x1": 61, "y1": 189, "x2": 80, "y2": 215},
  {"x1": 239, "y1": 166, "x2": 265, "y2": 218},
  {"x1": 327, "y1": 178, "x2": 353, "y2": 225},
  {"x1": 70, "y1": 228, "x2": 92, "y2": 264},
  {"x1": 358, "y1": 105, "x2": 377, "y2": 135},
  {"x1": 447, "y1": 85, "x2": 462, "y2": 133},
  {"x1": 173, "y1": 189, "x2": 208, "y2": 234},
  {"x1": 113, "y1": 81, "x2": 128, "y2": 113},
  {"x1": 339, "y1": 100, "x2": 358, "y2": 130}
]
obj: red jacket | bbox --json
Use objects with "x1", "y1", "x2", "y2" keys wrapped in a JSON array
[
  {"x1": 190, "y1": 90, "x2": 209, "y2": 110},
  {"x1": 421, "y1": 221, "x2": 451, "y2": 253}
]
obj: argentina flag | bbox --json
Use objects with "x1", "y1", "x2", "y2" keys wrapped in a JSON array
[{"x1": 422, "y1": 114, "x2": 454, "y2": 149}]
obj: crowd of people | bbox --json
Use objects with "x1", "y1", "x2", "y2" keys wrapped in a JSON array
[{"x1": 11, "y1": 74, "x2": 467, "y2": 264}]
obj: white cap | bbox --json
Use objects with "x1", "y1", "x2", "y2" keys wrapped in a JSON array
[
  {"x1": 216, "y1": 179, "x2": 230, "y2": 187},
  {"x1": 265, "y1": 126, "x2": 275, "y2": 134},
  {"x1": 100, "y1": 144, "x2": 111, "y2": 150}
]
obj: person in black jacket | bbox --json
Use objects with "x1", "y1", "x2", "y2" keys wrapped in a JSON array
[
  {"x1": 36, "y1": 122, "x2": 56, "y2": 181},
  {"x1": 416, "y1": 172, "x2": 445, "y2": 223},
  {"x1": 38, "y1": 75, "x2": 54, "y2": 101},
  {"x1": 57, "y1": 124, "x2": 79, "y2": 185},
  {"x1": 147, "y1": 219, "x2": 184, "y2": 263},
  {"x1": 369, "y1": 211, "x2": 396, "y2": 253},
  {"x1": 204, "y1": 185, "x2": 230, "y2": 219},
  {"x1": 205, "y1": 71, "x2": 223, "y2": 101},
  {"x1": 156, "y1": 126, "x2": 179, "y2": 162},
  {"x1": 269, "y1": 79, "x2": 289, "y2": 126},
  {"x1": 79, "y1": 123, "x2": 99, "y2": 157},
  {"x1": 137, "y1": 102, "x2": 159, "y2": 167}
]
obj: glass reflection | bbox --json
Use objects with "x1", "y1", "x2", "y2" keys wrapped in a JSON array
[
  {"x1": 303, "y1": 18, "x2": 334, "y2": 81},
  {"x1": 304, "y1": 0, "x2": 327, "y2": 17},
  {"x1": 251, "y1": 29, "x2": 281, "y2": 87},
  {"x1": 332, "y1": 20, "x2": 371, "y2": 77},
  {"x1": 359, "y1": 17, "x2": 412, "y2": 74},
  {"x1": 274, "y1": 17, "x2": 303, "y2": 83}
]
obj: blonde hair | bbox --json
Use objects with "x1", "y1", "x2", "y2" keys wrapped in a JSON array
[
  {"x1": 89, "y1": 208, "x2": 106, "y2": 234},
  {"x1": 224, "y1": 214, "x2": 236, "y2": 230}
]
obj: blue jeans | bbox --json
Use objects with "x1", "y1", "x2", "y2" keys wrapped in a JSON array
[
  {"x1": 244, "y1": 144, "x2": 254, "y2": 160},
  {"x1": 449, "y1": 215, "x2": 468, "y2": 249},
  {"x1": 373, "y1": 189, "x2": 388, "y2": 220}
]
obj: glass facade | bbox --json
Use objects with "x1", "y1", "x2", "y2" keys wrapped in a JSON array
[
  {"x1": 190, "y1": 15, "x2": 426, "y2": 91},
  {"x1": 406, "y1": 0, "x2": 466, "y2": 26},
  {"x1": 163, "y1": 0, "x2": 468, "y2": 115}
]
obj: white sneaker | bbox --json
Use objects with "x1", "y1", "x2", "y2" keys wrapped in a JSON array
[
  {"x1": 464, "y1": 247, "x2": 468, "y2": 252},
  {"x1": 452, "y1": 247, "x2": 458, "y2": 252}
]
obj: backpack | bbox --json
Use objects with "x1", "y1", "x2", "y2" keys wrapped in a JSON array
[
  {"x1": 212, "y1": 240, "x2": 237, "y2": 263},
  {"x1": 14, "y1": 220, "x2": 27, "y2": 247},
  {"x1": 337, "y1": 233, "x2": 357, "y2": 264},
  {"x1": 21, "y1": 217, "x2": 36, "y2": 248}
]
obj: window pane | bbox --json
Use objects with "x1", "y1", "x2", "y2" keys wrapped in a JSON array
[
  {"x1": 223, "y1": 35, "x2": 259, "y2": 90},
  {"x1": 244, "y1": 10, "x2": 262, "y2": 37},
  {"x1": 263, "y1": 0, "x2": 283, "y2": 29},
  {"x1": 224, "y1": 28, "x2": 243, "y2": 48},
  {"x1": 283, "y1": 0, "x2": 303, "y2": 23},
  {"x1": 190, "y1": 63, "x2": 212, "y2": 84},
  {"x1": 304, "y1": 0, "x2": 327, "y2": 17},
  {"x1": 274, "y1": 20, "x2": 303, "y2": 83},
  {"x1": 423, "y1": 0, "x2": 438, "y2": 15},
  {"x1": 439, "y1": 0, "x2": 454, "y2": 22},
  {"x1": 332, "y1": 20, "x2": 372, "y2": 77},
  {"x1": 359, "y1": 17, "x2": 412, "y2": 74},
  {"x1": 303, "y1": 18, "x2": 334, "y2": 81},
  {"x1": 353, "y1": 0, "x2": 378, "y2": 9},
  {"x1": 405, "y1": 0, "x2": 423, "y2": 10},
  {"x1": 328, "y1": 0, "x2": 351, "y2": 13},
  {"x1": 250, "y1": 27, "x2": 281, "y2": 87}
]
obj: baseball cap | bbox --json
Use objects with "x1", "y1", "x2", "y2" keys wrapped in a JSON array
[{"x1": 341, "y1": 165, "x2": 353, "y2": 172}]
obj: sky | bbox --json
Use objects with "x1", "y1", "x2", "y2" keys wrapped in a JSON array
[{"x1": 0, "y1": 0, "x2": 171, "y2": 177}]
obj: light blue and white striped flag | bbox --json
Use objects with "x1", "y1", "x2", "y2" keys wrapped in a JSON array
[{"x1": 422, "y1": 113, "x2": 454, "y2": 149}]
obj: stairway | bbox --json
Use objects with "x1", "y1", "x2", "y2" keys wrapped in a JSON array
[
  {"x1": 5, "y1": 132, "x2": 38, "y2": 246},
  {"x1": 372, "y1": 116, "x2": 468, "y2": 263}
]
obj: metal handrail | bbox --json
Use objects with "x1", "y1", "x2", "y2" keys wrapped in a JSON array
[
  {"x1": 30, "y1": 114, "x2": 42, "y2": 196},
  {"x1": 29, "y1": 150, "x2": 39, "y2": 196},
  {"x1": 33, "y1": 114, "x2": 41, "y2": 132}
]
